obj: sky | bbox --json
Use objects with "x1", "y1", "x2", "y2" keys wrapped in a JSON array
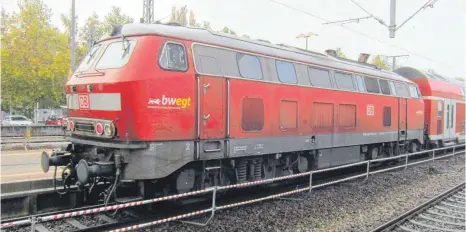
[{"x1": 2, "y1": 0, "x2": 465, "y2": 78}]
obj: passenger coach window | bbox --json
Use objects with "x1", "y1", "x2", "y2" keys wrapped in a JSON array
[
  {"x1": 242, "y1": 98, "x2": 264, "y2": 131},
  {"x1": 334, "y1": 72, "x2": 355, "y2": 90},
  {"x1": 237, "y1": 53, "x2": 263, "y2": 80},
  {"x1": 364, "y1": 77, "x2": 380, "y2": 93},
  {"x1": 383, "y1": 107, "x2": 391, "y2": 127},
  {"x1": 309, "y1": 68, "x2": 332, "y2": 88},
  {"x1": 379, "y1": 79, "x2": 391, "y2": 95},
  {"x1": 158, "y1": 42, "x2": 187, "y2": 71},
  {"x1": 276, "y1": 60, "x2": 297, "y2": 84},
  {"x1": 437, "y1": 101, "x2": 443, "y2": 117}
]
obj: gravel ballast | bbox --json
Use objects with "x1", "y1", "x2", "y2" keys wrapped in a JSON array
[{"x1": 143, "y1": 155, "x2": 465, "y2": 232}]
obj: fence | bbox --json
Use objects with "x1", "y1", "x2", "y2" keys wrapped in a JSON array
[
  {"x1": 1, "y1": 144, "x2": 464, "y2": 231},
  {"x1": 1, "y1": 125, "x2": 66, "y2": 137}
]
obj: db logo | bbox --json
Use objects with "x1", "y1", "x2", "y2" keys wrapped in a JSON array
[
  {"x1": 367, "y1": 104, "x2": 375, "y2": 116},
  {"x1": 79, "y1": 94, "x2": 90, "y2": 109}
]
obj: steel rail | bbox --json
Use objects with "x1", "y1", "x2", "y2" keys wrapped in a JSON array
[{"x1": 369, "y1": 182, "x2": 465, "y2": 232}]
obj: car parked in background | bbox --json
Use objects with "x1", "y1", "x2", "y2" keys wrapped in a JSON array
[
  {"x1": 45, "y1": 115, "x2": 68, "y2": 128},
  {"x1": 1, "y1": 115, "x2": 33, "y2": 126}
]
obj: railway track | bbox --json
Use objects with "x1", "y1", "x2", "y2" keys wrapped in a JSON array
[
  {"x1": 371, "y1": 182, "x2": 465, "y2": 232},
  {"x1": 2, "y1": 144, "x2": 464, "y2": 232}
]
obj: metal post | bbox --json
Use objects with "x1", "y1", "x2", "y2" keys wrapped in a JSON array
[
  {"x1": 211, "y1": 187, "x2": 217, "y2": 217},
  {"x1": 392, "y1": 57, "x2": 396, "y2": 71},
  {"x1": 305, "y1": 38, "x2": 308, "y2": 50},
  {"x1": 404, "y1": 154, "x2": 408, "y2": 170},
  {"x1": 308, "y1": 172, "x2": 313, "y2": 195},
  {"x1": 30, "y1": 216, "x2": 36, "y2": 232},
  {"x1": 432, "y1": 150, "x2": 435, "y2": 162},
  {"x1": 178, "y1": 187, "x2": 216, "y2": 226},
  {"x1": 389, "y1": 0, "x2": 396, "y2": 38},
  {"x1": 70, "y1": 0, "x2": 76, "y2": 72},
  {"x1": 365, "y1": 161, "x2": 370, "y2": 180},
  {"x1": 453, "y1": 146, "x2": 456, "y2": 160}
]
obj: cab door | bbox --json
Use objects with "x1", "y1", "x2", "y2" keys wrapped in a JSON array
[
  {"x1": 398, "y1": 98, "x2": 408, "y2": 139},
  {"x1": 199, "y1": 75, "x2": 226, "y2": 139}
]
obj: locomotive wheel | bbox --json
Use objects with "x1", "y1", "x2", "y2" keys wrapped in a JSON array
[
  {"x1": 175, "y1": 168, "x2": 196, "y2": 194},
  {"x1": 295, "y1": 156, "x2": 309, "y2": 173},
  {"x1": 408, "y1": 142, "x2": 419, "y2": 153},
  {"x1": 368, "y1": 146, "x2": 379, "y2": 160}
]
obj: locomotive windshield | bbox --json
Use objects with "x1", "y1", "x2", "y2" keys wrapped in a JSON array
[
  {"x1": 95, "y1": 40, "x2": 136, "y2": 69},
  {"x1": 76, "y1": 44, "x2": 103, "y2": 72}
]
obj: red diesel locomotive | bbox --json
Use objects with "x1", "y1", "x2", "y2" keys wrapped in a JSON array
[{"x1": 41, "y1": 23, "x2": 446, "y2": 202}]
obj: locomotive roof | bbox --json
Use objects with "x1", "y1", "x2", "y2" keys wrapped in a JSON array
[{"x1": 106, "y1": 23, "x2": 414, "y2": 84}]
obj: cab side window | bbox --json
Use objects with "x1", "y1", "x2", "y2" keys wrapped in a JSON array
[{"x1": 159, "y1": 42, "x2": 188, "y2": 71}]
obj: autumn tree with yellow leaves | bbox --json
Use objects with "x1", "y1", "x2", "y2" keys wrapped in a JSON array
[
  {"x1": 1, "y1": 0, "x2": 134, "y2": 116},
  {"x1": 1, "y1": 0, "x2": 69, "y2": 116}
]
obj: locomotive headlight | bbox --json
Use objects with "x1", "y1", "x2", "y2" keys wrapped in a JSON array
[
  {"x1": 104, "y1": 123, "x2": 113, "y2": 136},
  {"x1": 69, "y1": 121, "x2": 75, "y2": 131},
  {"x1": 95, "y1": 123, "x2": 104, "y2": 135}
]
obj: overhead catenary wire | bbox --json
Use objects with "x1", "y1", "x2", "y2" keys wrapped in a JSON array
[
  {"x1": 350, "y1": 0, "x2": 387, "y2": 26},
  {"x1": 396, "y1": 0, "x2": 440, "y2": 31},
  {"x1": 265, "y1": 0, "x2": 454, "y2": 69}
]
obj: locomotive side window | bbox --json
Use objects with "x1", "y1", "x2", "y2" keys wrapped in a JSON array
[
  {"x1": 355, "y1": 75, "x2": 366, "y2": 92},
  {"x1": 242, "y1": 98, "x2": 264, "y2": 131},
  {"x1": 383, "y1": 107, "x2": 391, "y2": 127},
  {"x1": 198, "y1": 55, "x2": 222, "y2": 75},
  {"x1": 237, "y1": 53, "x2": 263, "y2": 80},
  {"x1": 364, "y1": 77, "x2": 380, "y2": 93},
  {"x1": 389, "y1": 81, "x2": 397, "y2": 96},
  {"x1": 159, "y1": 42, "x2": 187, "y2": 71},
  {"x1": 408, "y1": 85, "x2": 419, "y2": 98},
  {"x1": 378, "y1": 79, "x2": 391, "y2": 95},
  {"x1": 415, "y1": 86, "x2": 422, "y2": 97},
  {"x1": 280, "y1": 100, "x2": 298, "y2": 129},
  {"x1": 275, "y1": 60, "x2": 297, "y2": 84},
  {"x1": 394, "y1": 82, "x2": 410, "y2": 97},
  {"x1": 334, "y1": 72, "x2": 355, "y2": 90},
  {"x1": 309, "y1": 68, "x2": 332, "y2": 88}
]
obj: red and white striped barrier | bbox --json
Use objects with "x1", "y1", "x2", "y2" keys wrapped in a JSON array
[{"x1": 1, "y1": 144, "x2": 463, "y2": 230}]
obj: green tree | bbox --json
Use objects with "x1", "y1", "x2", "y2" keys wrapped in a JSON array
[
  {"x1": 80, "y1": 12, "x2": 105, "y2": 48},
  {"x1": 188, "y1": 10, "x2": 200, "y2": 27},
  {"x1": 336, "y1": 48, "x2": 346, "y2": 58},
  {"x1": 202, "y1": 21, "x2": 211, "y2": 30},
  {"x1": 221, "y1": 26, "x2": 236, "y2": 35},
  {"x1": 102, "y1": 6, "x2": 133, "y2": 30},
  {"x1": 169, "y1": 6, "x2": 187, "y2": 25},
  {"x1": 455, "y1": 77, "x2": 465, "y2": 81},
  {"x1": 1, "y1": 0, "x2": 70, "y2": 116},
  {"x1": 371, "y1": 55, "x2": 390, "y2": 70}
]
